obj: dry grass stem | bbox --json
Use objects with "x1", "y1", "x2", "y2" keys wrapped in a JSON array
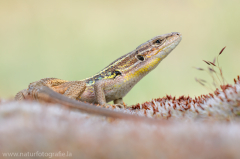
[
  {"x1": 213, "y1": 57, "x2": 216, "y2": 64},
  {"x1": 203, "y1": 60, "x2": 210, "y2": 65},
  {"x1": 193, "y1": 67, "x2": 204, "y2": 71},
  {"x1": 195, "y1": 46, "x2": 227, "y2": 92},
  {"x1": 219, "y1": 46, "x2": 226, "y2": 55},
  {"x1": 195, "y1": 78, "x2": 213, "y2": 92},
  {"x1": 209, "y1": 61, "x2": 216, "y2": 66}
]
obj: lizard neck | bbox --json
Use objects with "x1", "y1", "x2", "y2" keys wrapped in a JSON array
[{"x1": 123, "y1": 57, "x2": 161, "y2": 82}]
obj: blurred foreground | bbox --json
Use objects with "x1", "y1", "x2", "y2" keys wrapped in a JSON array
[{"x1": 0, "y1": 99, "x2": 240, "y2": 159}]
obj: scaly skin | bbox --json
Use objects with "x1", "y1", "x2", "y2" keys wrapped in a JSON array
[{"x1": 15, "y1": 32, "x2": 182, "y2": 108}]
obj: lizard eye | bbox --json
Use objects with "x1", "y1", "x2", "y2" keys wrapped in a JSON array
[
  {"x1": 136, "y1": 55, "x2": 144, "y2": 61},
  {"x1": 154, "y1": 39, "x2": 163, "y2": 44}
]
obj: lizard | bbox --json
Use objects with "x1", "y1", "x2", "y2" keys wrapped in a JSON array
[{"x1": 15, "y1": 32, "x2": 182, "y2": 112}]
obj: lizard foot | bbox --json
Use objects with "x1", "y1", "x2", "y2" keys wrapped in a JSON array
[{"x1": 114, "y1": 104, "x2": 125, "y2": 109}]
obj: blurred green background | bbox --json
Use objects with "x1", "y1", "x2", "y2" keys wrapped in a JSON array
[{"x1": 0, "y1": 0, "x2": 240, "y2": 105}]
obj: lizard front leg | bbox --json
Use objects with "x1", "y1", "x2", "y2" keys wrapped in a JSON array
[
  {"x1": 94, "y1": 80, "x2": 124, "y2": 108},
  {"x1": 114, "y1": 98, "x2": 124, "y2": 105}
]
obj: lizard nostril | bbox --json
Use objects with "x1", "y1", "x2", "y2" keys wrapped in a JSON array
[{"x1": 172, "y1": 32, "x2": 180, "y2": 36}]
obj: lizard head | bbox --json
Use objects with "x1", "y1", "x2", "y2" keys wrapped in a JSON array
[
  {"x1": 136, "y1": 32, "x2": 182, "y2": 60},
  {"x1": 114, "y1": 32, "x2": 182, "y2": 82}
]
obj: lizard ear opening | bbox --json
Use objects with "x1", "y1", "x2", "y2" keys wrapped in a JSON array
[
  {"x1": 136, "y1": 55, "x2": 144, "y2": 61},
  {"x1": 114, "y1": 70, "x2": 122, "y2": 78}
]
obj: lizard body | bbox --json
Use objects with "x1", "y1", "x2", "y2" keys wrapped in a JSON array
[{"x1": 15, "y1": 32, "x2": 182, "y2": 108}]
